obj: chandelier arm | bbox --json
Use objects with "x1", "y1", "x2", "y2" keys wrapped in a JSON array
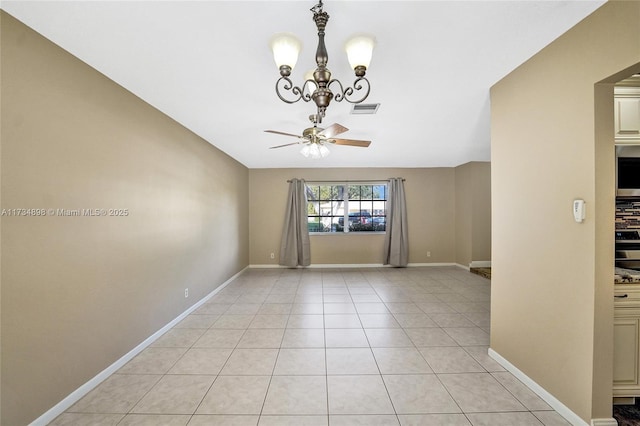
[
  {"x1": 275, "y1": 76, "x2": 313, "y2": 104},
  {"x1": 326, "y1": 78, "x2": 345, "y2": 102},
  {"x1": 328, "y1": 77, "x2": 371, "y2": 104}
]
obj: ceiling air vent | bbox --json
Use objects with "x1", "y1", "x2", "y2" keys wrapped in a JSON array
[{"x1": 351, "y1": 103, "x2": 380, "y2": 114}]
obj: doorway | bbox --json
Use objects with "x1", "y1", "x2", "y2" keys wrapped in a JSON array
[{"x1": 611, "y1": 71, "x2": 640, "y2": 425}]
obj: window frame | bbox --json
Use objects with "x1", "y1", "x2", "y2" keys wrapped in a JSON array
[{"x1": 305, "y1": 181, "x2": 388, "y2": 235}]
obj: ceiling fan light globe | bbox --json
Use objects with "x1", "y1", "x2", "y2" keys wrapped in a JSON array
[
  {"x1": 308, "y1": 144, "x2": 322, "y2": 159},
  {"x1": 300, "y1": 144, "x2": 311, "y2": 157},
  {"x1": 319, "y1": 144, "x2": 330, "y2": 157},
  {"x1": 270, "y1": 33, "x2": 302, "y2": 70},
  {"x1": 345, "y1": 34, "x2": 376, "y2": 70}
]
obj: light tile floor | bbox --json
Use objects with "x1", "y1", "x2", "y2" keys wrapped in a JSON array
[{"x1": 51, "y1": 267, "x2": 571, "y2": 426}]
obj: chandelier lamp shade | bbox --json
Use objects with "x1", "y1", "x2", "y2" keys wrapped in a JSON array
[
  {"x1": 270, "y1": 0, "x2": 376, "y2": 123},
  {"x1": 270, "y1": 33, "x2": 303, "y2": 70}
]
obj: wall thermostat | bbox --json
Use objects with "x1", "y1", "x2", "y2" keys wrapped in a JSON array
[{"x1": 573, "y1": 199, "x2": 586, "y2": 223}]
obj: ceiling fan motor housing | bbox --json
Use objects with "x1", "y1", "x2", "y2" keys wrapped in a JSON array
[{"x1": 303, "y1": 126, "x2": 324, "y2": 144}]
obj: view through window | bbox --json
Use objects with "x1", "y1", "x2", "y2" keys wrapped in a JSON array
[{"x1": 305, "y1": 183, "x2": 387, "y2": 233}]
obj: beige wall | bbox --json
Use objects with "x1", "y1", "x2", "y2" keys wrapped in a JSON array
[
  {"x1": 454, "y1": 161, "x2": 491, "y2": 267},
  {"x1": 471, "y1": 162, "x2": 491, "y2": 263},
  {"x1": 249, "y1": 168, "x2": 458, "y2": 265},
  {"x1": 491, "y1": 1, "x2": 640, "y2": 423},
  {"x1": 455, "y1": 164, "x2": 473, "y2": 266},
  {"x1": 1, "y1": 12, "x2": 249, "y2": 425}
]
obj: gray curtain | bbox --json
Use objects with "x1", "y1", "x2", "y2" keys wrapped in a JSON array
[
  {"x1": 279, "y1": 178, "x2": 311, "y2": 267},
  {"x1": 383, "y1": 178, "x2": 409, "y2": 267}
]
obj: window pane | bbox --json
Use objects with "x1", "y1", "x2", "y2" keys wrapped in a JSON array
[
  {"x1": 308, "y1": 217, "x2": 323, "y2": 232},
  {"x1": 348, "y1": 185, "x2": 360, "y2": 200},
  {"x1": 330, "y1": 217, "x2": 342, "y2": 232},
  {"x1": 319, "y1": 217, "x2": 332, "y2": 232},
  {"x1": 331, "y1": 186, "x2": 342, "y2": 199},
  {"x1": 319, "y1": 186, "x2": 327, "y2": 199},
  {"x1": 361, "y1": 201, "x2": 373, "y2": 216},
  {"x1": 373, "y1": 185, "x2": 386, "y2": 200},
  {"x1": 331, "y1": 200, "x2": 342, "y2": 217},
  {"x1": 305, "y1": 183, "x2": 386, "y2": 234},
  {"x1": 308, "y1": 186, "x2": 319, "y2": 200},
  {"x1": 307, "y1": 201, "x2": 319, "y2": 215},
  {"x1": 360, "y1": 185, "x2": 373, "y2": 200},
  {"x1": 373, "y1": 201, "x2": 385, "y2": 216},
  {"x1": 373, "y1": 216, "x2": 386, "y2": 231}
]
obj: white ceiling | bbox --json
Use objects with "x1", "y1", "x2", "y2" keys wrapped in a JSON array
[{"x1": 2, "y1": 1, "x2": 605, "y2": 169}]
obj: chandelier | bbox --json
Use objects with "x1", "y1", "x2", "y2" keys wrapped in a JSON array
[{"x1": 269, "y1": 0, "x2": 376, "y2": 123}]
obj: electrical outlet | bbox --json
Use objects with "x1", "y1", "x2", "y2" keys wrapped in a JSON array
[
  {"x1": 184, "y1": 288, "x2": 189, "y2": 298},
  {"x1": 270, "y1": 252, "x2": 275, "y2": 259},
  {"x1": 427, "y1": 251, "x2": 431, "y2": 257}
]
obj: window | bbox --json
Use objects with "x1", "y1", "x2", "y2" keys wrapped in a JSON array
[{"x1": 305, "y1": 183, "x2": 387, "y2": 233}]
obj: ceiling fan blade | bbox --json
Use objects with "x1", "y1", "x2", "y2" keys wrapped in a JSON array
[
  {"x1": 269, "y1": 141, "x2": 302, "y2": 149},
  {"x1": 318, "y1": 123, "x2": 348, "y2": 138},
  {"x1": 329, "y1": 138, "x2": 371, "y2": 147},
  {"x1": 265, "y1": 130, "x2": 302, "y2": 138}
]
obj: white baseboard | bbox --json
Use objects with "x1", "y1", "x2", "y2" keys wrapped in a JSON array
[
  {"x1": 591, "y1": 419, "x2": 619, "y2": 426},
  {"x1": 488, "y1": 349, "x2": 616, "y2": 426},
  {"x1": 249, "y1": 262, "x2": 457, "y2": 269},
  {"x1": 248, "y1": 264, "x2": 384, "y2": 269},
  {"x1": 311, "y1": 263, "x2": 387, "y2": 268},
  {"x1": 407, "y1": 262, "x2": 457, "y2": 267},
  {"x1": 456, "y1": 261, "x2": 492, "y2": 271},
  {"x1": 310, "y1": 263, "x2": 384, "y2": 268},
  {"x1": 470, "y1": 261, "x2": 492, "y2": 268},
  {"x1": 30, "y1": 267, "x2": 248, "y2": 426}
]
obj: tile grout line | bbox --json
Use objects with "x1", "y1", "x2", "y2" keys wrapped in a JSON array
[
  {"x1": 365, "y1": 273, "x2": 403, "y2": 425},
  {"x1": 56, "y1": 268, "x2": 559, "y2": 426},
  {"x1": 189, "y1": 289, "x2": 250, "y2": 420}
]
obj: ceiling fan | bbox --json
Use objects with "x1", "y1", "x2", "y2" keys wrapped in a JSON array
[{"x1": 265, "y1": 116, "x2": 371, "y2": 158}]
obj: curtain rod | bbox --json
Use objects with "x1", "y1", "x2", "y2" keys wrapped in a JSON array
[{"x1": 287, "y1": 178, "x2": 405, "y2": 183}]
